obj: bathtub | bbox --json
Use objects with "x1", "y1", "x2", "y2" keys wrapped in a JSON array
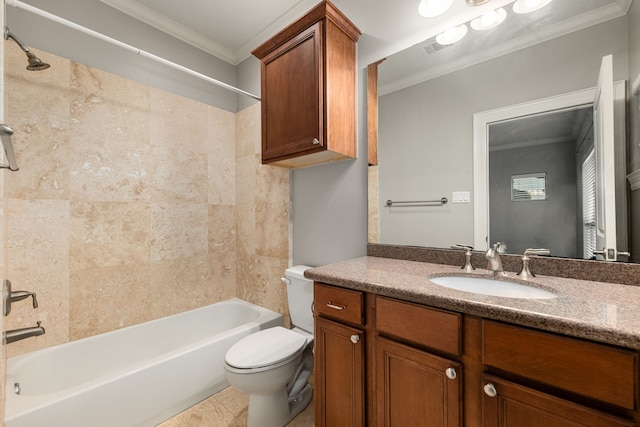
[{"x1": 4, "y1": 298, "x2": 283, "y2": 427}]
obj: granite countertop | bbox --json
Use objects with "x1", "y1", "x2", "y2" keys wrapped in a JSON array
[{"x1": 305, "y1": 256, "x2": 640, "y2": 350}]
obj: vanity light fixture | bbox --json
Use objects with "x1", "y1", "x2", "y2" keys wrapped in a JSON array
[
  {"x1": 470, "y1": 8, "x2": 507, "y2": 30},
  {"x1": 436, "y1": 24, "x2": 468, "y2": 45},
  {"x1": 466, "y1": 0, "x2": 491, "y2": 6},
  {"x1": 418, "y1": 0, "x2": 454, "y2": 18},
  {"x1": 513, "y1": 0, "x2": 553, "y2": 14}
]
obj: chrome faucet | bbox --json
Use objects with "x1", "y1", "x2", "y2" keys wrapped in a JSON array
[
  {"x1": 4, "y1": 321, "x2": 45, "y2": 344},
  {"x1": 485, "y1": 242, "x2": 506, "y2": 275},
  {"x1": 518, "y1": 248, "x2": 551, "y2": 278}
]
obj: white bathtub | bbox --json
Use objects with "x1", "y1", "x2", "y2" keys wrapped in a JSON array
[{"x1": 4, "y1": 298, "x2": 283, "y2": 427}]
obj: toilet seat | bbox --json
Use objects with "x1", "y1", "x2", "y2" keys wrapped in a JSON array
[{"x1": 225, "y1": 326, "x2": 308, "y2": 371}]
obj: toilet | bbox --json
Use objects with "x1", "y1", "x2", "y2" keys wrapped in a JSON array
[{"x1": 224, "y1": 265, "x2": 314, "y2": 427}]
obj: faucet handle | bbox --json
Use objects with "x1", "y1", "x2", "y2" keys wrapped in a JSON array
[
  {"x1": 495, "y1": 242, "x2": 507, "y2": 254},
  {"x1": 10, "y1": 290, "x2": 38, "y2": 309},
  {"x1": 450, "y1": 244, "x2": 475, "y2": 272},
  {"x1": 4, "y1": 280, "x2": 39, "y2": 316},
  {"x1": 518, "y1": 248, "x2": 550, "y2": 278},
  {"x1": 523, "y1": 248, "x2": 550, "y2": 258}
]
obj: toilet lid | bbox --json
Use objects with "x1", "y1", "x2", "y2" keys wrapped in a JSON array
[{"x1": 225, "y1": 326, "x2": 308, "y2": 369}]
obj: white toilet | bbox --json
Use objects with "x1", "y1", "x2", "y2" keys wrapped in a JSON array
[{"x1": 224, "y1": 265, "x2": 314, "y2": 427}]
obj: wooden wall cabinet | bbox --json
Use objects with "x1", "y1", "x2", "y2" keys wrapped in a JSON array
[
  {"x1": 314, "y1": 282, "x2": 640, "y2": 426},
  {"x1": 252, "y1": 1, "x2": 360, "y2": 168}
]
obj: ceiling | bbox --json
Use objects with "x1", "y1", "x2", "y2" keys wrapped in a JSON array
[
  {"x1": 97, "y1": 0, "x2": 633, "y2": 67},
  {"x1": 489, "y1": 106, "x2": 593, "y2": 151},
  {"x1": 378, "y1": 0, "x2": 632, "y2": 94}
]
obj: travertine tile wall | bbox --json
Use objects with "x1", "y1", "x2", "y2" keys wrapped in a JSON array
[
  {"x1": 0, "y1": 5, "x2": 6, "y2": 420},
  {"x1": 236, "y1": 106, "x2": 291, "y2": 321},
  {"x1": 3, "y1": 45, "x2": 290, "y2": 358}
]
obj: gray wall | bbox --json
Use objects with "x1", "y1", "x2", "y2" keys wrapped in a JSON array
[
  {"x1": 237, "y1": 56, "x2": 261, "y2": 112},
  {"x1": 489, "y1": 142, "x2": 577, "y2": 258},
  {"x1": 6, "y1": 0, "x2": 241, "y2": 112},
  {"x1": 290, "y1": 66, "x2": 369, "y2": 267},
  {"x1": 378, "y1": 17, "x2": 628, "y2": 249}
]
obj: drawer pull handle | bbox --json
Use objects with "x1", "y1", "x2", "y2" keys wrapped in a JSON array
[
  {"x1": 312, "y1": 138, "x2": 320, "y2": 145},
  {"x1": 350, "y1": 334, "x2": 360, "y2": 344},
  {"x1": 445, "y1": 368, "x2": 457, "y2": 380},
  {"x1": 326, "y1": 302, "x2": 346, "y2": 311},
  {"x1": 483, "y1": 383, "x2": 497, "y2": 398}
]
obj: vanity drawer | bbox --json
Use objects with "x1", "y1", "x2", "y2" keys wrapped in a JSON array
[
  {"x1": 314, "y1": 283, "x2": 364, "y2": 326},
  {"x1": 376, "y1": 296, "x2": 461, "y2": 356},
  {"x1": 482, "y1": 320, "x2": 637, "y2": 410}
]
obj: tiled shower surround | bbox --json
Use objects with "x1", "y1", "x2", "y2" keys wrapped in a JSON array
[{"x1": 4, "y1": 43, "x2": 291, "y2": 364}]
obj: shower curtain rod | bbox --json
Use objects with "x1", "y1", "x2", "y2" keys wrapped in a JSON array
[{"x1": 5, "y1": 0, "x2": 261, "y2": 101}]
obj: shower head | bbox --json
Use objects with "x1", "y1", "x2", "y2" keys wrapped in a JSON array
[{"x1": 4, "y1": 26, "x2": 50, "y2": 71}]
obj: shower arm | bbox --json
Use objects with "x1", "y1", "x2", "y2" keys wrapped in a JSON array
[
  {"x1": 0, "y1": 125, "x2": 19, "y2": 171},
  {"x1": 4, "y1": 27, "x2": 30, "y2": 54}
]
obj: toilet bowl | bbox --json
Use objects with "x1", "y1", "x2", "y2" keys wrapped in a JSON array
[{"x1": 224, "y1": 266, "x2": 314, "y2": 427}]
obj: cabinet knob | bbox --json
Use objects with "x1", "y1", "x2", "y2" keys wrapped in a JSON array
[
  {"x1": 483, "y1": 383, "x2": 497, "y2": 398},
  {"x1": 350, "y1": 334, "x2": 360, "y2": 344},
  {"x1": 445, "y1": 367, "x2": 457, "y2": 380},
  {"x1": 312, "y1": 138, "x2": 320, "y2": 145}
]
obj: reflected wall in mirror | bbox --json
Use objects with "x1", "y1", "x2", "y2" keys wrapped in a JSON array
[
  {"x1": 488, "y1": 106, "x2": 595, "y2": 259},
  {"x1": 370, "y1": 0, "x2": 640, "y2": 263}
]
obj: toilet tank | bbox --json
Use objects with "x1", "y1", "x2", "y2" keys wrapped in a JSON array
[{"x1": 284, "y1": 265, "x2": 314, "y2": 334}]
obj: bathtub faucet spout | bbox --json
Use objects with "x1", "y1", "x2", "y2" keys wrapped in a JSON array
[{"x1": 4, "y1": 321, "x2": 45, "y2": 344}]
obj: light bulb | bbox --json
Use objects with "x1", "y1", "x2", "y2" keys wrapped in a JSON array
[
  {"x1": 513, "y1": 0, "x2": 552, "y2": 14},
  {"x1": 436, "y1": 24, "x2": 468, "y2": 45},
  {"x1": 418, "y1": 0, "x2": 454, "y2": 18},
  {"x1": 470, "y1": 8, "x2": 507, "y2": 30},
  {"x1": 482, "y1": 10, "x2": 497, "y2": 26}
]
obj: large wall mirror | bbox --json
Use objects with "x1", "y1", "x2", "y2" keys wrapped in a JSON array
[{"x1": 369, "y1": 0, "x2": 640, "y2": 263}]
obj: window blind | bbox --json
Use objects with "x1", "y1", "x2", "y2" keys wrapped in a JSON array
[
  {"x1": 582, "y1": 149, "x2": 596, "y2": 259},
  {"x1": 511, "y1": 173, "x2": 546, "y2": 201}
]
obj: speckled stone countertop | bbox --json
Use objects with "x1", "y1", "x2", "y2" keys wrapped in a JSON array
[{"x1": 305, "y1": 256, "x2": 640, "y2": 350}]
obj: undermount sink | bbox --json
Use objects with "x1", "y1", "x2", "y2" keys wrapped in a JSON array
[{"x1": 430, "y1": 276, "x2": 557, "y2": 299}]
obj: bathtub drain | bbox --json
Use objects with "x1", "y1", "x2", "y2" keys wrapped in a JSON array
[{"x1": 14, "y1": 382, "x2": 20, "y2": 395}]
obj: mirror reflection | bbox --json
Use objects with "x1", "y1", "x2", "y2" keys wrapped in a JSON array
[
  {"x1": 370, "y1": 0, "x2": 638, "y2": 262},
  {"x1": 488, "y1": 106, "x2": 595, "y2": 259}
]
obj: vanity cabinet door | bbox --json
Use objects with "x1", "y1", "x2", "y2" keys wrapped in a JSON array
[
  {"x1": 315, "y1": 316, "x2": 365, "y2": 427},
  {"x1": 482, "y1": 374, "x2": 636, "y2": 427},
  {"x1": 376, "y1": 336, "x2": 462, "y2": 427}
]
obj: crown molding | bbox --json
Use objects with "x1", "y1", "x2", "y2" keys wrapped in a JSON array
[
  {"x1": 379, "y1": 2, "x2": 627, "y2": 96},
  {"x1": 100, "y1": 0, "x2": 237, "y2": 64}
]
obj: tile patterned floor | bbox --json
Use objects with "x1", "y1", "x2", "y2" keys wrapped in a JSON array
[{"x1": 157, "y1": 386, "x2": 315, "y2": 426}]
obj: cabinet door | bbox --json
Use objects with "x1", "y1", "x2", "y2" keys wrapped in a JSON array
[
  {"x1": 261, "y1": 22, "x2": 323, "y2": 163},
  {"x1": 482, "y1": 375, "x2": 635, "y2": 427},
  {"x1": 376, "y1": 336, "x2": 462, "y2": 427},
  {"x1": 315, "y1": 316, "x2": 365, "y2": 427}
]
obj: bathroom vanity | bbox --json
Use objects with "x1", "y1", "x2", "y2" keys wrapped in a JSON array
[{"x1": 308, "y1": 256, "x2": 640, "y2": 426}]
